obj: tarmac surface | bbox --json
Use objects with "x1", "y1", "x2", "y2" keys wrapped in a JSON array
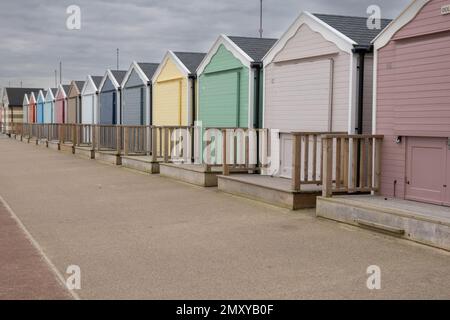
[{"x1": 0, "y1": 136, "x2": 449, "y2": 299}]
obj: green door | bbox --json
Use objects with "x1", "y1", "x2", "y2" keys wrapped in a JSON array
[{"x1": 200, "y1": 70, "x2": 240, "y2": 128}]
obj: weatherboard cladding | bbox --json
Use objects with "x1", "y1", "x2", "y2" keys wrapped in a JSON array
[
  {"x1": 199, "y1": 44, "x2": 249, "y2": 128},
  {"x1": 153, "y1": 58, "x2": 187, "y2": 126},
  {"x1": 99, "y1": 71, "x2": 126, "y2": 125},
  {"x1": 36, "y1": 92, "x2": 46, "y2": 124},
  {"x1": 67, "y1": 81, "x2": 84, "y2": 124},
  {"x1": 100, "y1": 77, "x2": 118, "y2": 125},
  {"x1": 122, "y1": 67, "x2": 151, "y2": 125},
  {"x1": 44, "y1": 89, "x2": 56, "y2": 124},
  {"x1": 375, "y1": 0, "x2": 450, "y2": 200},
  {"x1": 81, "y1": 76, "x2": 102, "y2": 125},
  {"x1": 264, "y1": 23, "x2": 351, "y2": 133}
]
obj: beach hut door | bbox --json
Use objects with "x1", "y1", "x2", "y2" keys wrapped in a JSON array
[{"x1": 405, "y1": 137, "x2": 448, "y2": 205}]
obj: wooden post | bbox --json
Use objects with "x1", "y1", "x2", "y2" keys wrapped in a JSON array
[
  {"x1": 116, "y1": 125, "x2": 122, "y2": 156},
  {"x1": 152, "y1": 127, "x2": 158, "y2": 162},
  {"x1": 312, "y1": 135, "x2": 317, "y2": 182},
  {"x1": 303, "y1": 135, "x2": 309, "y2": 182},
  {"x1": 359, "y1": 138, "x2": 366, "y2": 189},
  {"x1": 95, "y1": 125, "x2": 100, "y2": 152},
  {"x1": 91, "y1": 125, "x2": 96, "y2": 151},
  {"x1": 292, "y1": 134, "x2": 301, "y2": 191},
  {"x1": 322, "y1": 137, "x2": 333, "y2": 197},
  {"x1": 222, "y1": 129, "x2": 230, "y2": 176},
  {"x1": 351, "y1": 138, "x2": 358, "y2": 191},
  {"x1": 124, "y1": 127, "x2": 129, "y2": 156},
  {"x1": 343, "y1": 138, "x2": 349, "y2": 190},
  {"x1": 368, "y1": 138, "x2": 373, "y2": 189},
  {"x1": 164, "y1": 127, "x2": 169, "y2": 163},
  {"x1": 59, "y1": 124, "x2": 63, "y2": 145},
  {"x1": 335, "y1": 138, "x2": 342, "y2": 190},
  {"x1": 72, "y1": 124, "x2": 77, "y2": 147},
  {"x1": 374, "y1": 138, "x2": 382, "y2": 194}
]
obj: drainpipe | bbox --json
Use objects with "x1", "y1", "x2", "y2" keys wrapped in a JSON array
[
  {"x1": 251, "y1": 61, "x2": 263, "y2": 168},
  {"x1": 117, "y1": 87, "x2": 122, "y2": 125},
  {"x1": 189, "y1": 74, "x2": 197, "y2": 162},
  {"x1": 147, "y1": 81, "x2": 152, "y2": 126},
  {"x1": 189, "y1": 74, "x2": 197, "y2": 126},
  {"x1": 353, "y1": 45, "x2": 371, "y2": 187},
  {"x1": 251, "y1": 62, "x2": 262, "y2": 129}
]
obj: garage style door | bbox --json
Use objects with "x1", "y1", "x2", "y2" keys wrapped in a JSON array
[
  {"x1": 99, "y1": 92, "x2": 116, "y2": 125},
  {"x1": 406, "y1": 137, "x2": 450, "y2": 206},
  {"x1": 156, "y1": 80, "x2": 181, "y2": 125},
  {"x1": 200, "y1": 71, "x2": 239, "y2": 127},
  {"x1": 123, "y1": 87, "x2": 144, "y2": 125},
  {"x1": 267, "y1": 59, "x2": 331, "y2": 179}
]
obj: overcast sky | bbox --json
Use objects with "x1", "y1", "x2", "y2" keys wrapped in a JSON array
[{"x1": 0, "y1": 0, "x2": 410, "y2": 89}]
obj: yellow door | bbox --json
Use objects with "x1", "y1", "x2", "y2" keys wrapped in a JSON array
[{"x1": 153, "y1": 79, "x2": 183, "y2": 126}]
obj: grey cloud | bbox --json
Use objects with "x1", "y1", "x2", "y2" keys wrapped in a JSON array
[{"x1": 0, "y1": 0, "x2": 410, "y2": 88}]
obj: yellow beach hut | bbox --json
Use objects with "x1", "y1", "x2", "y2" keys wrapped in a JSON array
[{"x1": 151, "y1": 51, "x2": 205, "y2": 126}]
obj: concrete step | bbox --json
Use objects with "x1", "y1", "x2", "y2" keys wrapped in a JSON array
[
  {"x1": 160, "y1": 163, "x2": 223, "y2": 187},
  {"x1": 316, "y1": 196, "x2": 450, "y2": 251},
  {"x1": 218, "y1": 175, "x2": 320, "y2": 210},
  {"x1": 95, "y1": 151, "x2": 121, "y2": 166},
  {"x1": 121, "y1": 156, "x2": 159, "y2": 174}
]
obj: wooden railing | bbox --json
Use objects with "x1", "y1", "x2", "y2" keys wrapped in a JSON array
[
  {"x1": 291, "y1": 132, "x2": 346, "y2": 191},
  {"x1": 321, "y1": 134, "x2": 383, "y2": 197},
  {"x1": 219, "y1": 128, "x2": 269, "y2": 175}
]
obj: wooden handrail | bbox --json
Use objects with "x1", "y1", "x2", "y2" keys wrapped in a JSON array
[{"x1": 322, "y1": 134, "x2": 384, "y2": 198}]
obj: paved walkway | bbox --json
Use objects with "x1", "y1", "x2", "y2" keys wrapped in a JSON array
[
  {"x1": 0, "y1": 136, "x2": 449, "y2": 299},
  {"x1": 0, "y1": 198, "x2": 72, "y2": 299}
]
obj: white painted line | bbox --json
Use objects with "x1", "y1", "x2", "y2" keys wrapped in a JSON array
[{"x1": 0, "y1": 195, "x2": 81, "y2": 300}]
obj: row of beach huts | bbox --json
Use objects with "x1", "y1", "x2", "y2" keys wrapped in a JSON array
[{"x1": 1, "y1": 0, "x2": 450, "y2": 251}]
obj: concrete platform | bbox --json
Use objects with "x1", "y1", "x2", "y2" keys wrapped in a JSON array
[
  {"x1": 160, "y1": 163, "x2": 224, "y2": 187},
  {"x1": 95, "y1": 150, "x2": 121, "y2": 165},
  {"x1": 48, "y1": 140, "x2": 60, "y2": 151},
  {"x1": 121, "y1": 155, "x2": 160, "y2": 174},
  {"x1": 60, "y1": 142, "x2": 74, "y2": 154},
  {"x1": 316, "y1": 195, "x2": 450, "y2": 251},
  {"x1": 218, "y1": 174, "x2": 320, "y2": 210},
  {"x1": 74, "y1": 146, "x2": 95, "y2": 160}
]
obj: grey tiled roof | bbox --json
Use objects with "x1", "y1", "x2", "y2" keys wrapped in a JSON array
[
  {"x1": 75, "y1": 81, "x2": 85, "y2": 91},
  {"x1": 227, "y1": 36, "x2": 277, "y2": 62},
  {"x1": 91, "y1": 76, "x2": 103, "y2": 88},
  {"x1": 50, "y1": 88, "x2": 58, "y2": 96},
  {"x1": 173, "y1": 52, "x2": 206, "y2": 74},
  {"x1": 111, "y1": 70, "x2": 127, "y2": 85},
  {"x1": 137, "y1": 63, "x2": 160, "y2": 80},
  {"x1": 4, "y1": 87, "x2": 43, "y2": 106},
  {"x1": 62, "y1": 85, "x2": 71, "y2": 95},
  {"x1": 313, "y1": 13, "x2": 392, "y2": 47}
]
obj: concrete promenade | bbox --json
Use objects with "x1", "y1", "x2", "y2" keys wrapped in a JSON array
[{"x1": 0, "y1": 136, "x2": 449, "y2": 299}]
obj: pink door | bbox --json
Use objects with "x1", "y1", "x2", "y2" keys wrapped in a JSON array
[{"x1": 405, "y1": 137, "x2": 447, "y2": 205}]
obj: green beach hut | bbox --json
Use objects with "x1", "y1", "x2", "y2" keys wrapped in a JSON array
[{"x1": 196, "y1": 35, "x2": 276, "y2": 129}]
